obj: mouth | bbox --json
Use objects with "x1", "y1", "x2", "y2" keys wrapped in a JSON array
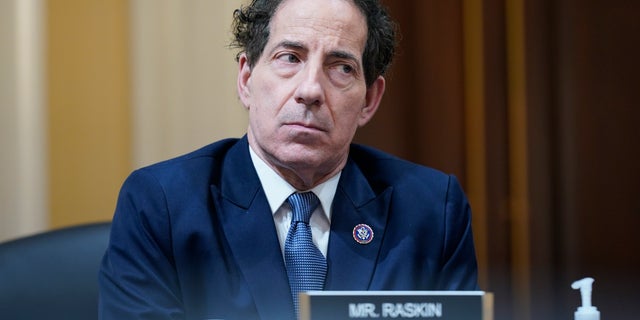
[{"x1": 284, "y1": 122, "x2": 327, "y2": 132}]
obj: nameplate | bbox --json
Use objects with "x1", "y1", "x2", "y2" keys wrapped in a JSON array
[{"x1": 299, "y1": 291, "x2": 493, "y2": 320}]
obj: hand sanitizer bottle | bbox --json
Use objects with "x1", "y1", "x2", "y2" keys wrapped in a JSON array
[{"x1": 571, "y1": 277, "x2": 600, "y2": 320}]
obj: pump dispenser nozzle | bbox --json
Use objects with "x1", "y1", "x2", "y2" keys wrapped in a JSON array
[{"x1": 571, "y1": 277, "x2": 600, "y2": 320}]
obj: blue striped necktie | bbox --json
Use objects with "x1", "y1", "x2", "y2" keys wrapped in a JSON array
[{"x1": 284, "y1": 192, "x2": 327, "y2": 316}]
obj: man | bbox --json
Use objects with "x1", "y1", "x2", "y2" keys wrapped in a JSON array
[{"x1": 98, "y1": 0, "x2": 478, "y2": 319}]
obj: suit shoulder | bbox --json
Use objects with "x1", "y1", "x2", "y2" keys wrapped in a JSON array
[
  {"x1": 129, "y1": 138, "x2": 240, "y2": 184},
  {"x1": 140, "y1": 138, "x2": 237, "y2": 169},
  {"x1": 347, "y1": 144, "x2": 462, "y2": 200},
  {"x1": 349, "y1": 143, "x2": 450, "y2": 183}
]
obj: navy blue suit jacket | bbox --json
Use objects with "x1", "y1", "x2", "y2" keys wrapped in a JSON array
[{"x1": 99, "y1": 136, "x2": 478, "y2": 320}]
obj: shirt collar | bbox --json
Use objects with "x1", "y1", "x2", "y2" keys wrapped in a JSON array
[{"x1": 249, "y1": 144, "x2": 340, "y2": 221}]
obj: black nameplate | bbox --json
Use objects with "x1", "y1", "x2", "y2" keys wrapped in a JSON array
[{"x1": 299, "y1": 291, "x2": 491, "y2": 320}]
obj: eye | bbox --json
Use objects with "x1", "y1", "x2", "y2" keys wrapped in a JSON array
[
  {"x1": 276, "y1": 53, "x2": 300, "y2": 64},
  {"x1": 340, "y1": 64, "x2": 354, "y2": 74},
  {"x1": 328, "y1": 62, "x2": 359, "y2": 88}
]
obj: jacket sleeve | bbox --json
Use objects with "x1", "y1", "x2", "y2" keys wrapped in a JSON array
[
  {"x1": 437, "y1": 175, "x2": 480, "y2": 290},
  {"x1": 98, "y1": 169, "x2": 185, "y2": 320}
]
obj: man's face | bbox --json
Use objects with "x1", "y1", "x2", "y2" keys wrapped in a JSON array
[{"x1": 238, "y1": 0, "x2": 385, "y2": 187}]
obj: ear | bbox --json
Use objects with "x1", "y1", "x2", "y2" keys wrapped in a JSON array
[
  {"x1": 237, "y1": 53, "x2": 252, "y2": 109},
  {"x1": 357, "y1": 76, "x2": 386, "y2": 127}
]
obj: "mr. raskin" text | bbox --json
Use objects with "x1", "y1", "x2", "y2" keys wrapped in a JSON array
[{"x1": 348, "y1": 302, "x2": 443, "y2": 318}]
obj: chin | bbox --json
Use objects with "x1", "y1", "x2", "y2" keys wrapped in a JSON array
[
  {"x1": 278, "y1": 151, "x2": 322, "y2": 166},
  {"x1": 273, "y1": 147, "x2": 323, "y2": 165}
]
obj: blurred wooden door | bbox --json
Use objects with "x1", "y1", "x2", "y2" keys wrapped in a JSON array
[{"x1": 356, "y1": 1, "x2": 640, "y2": 319}]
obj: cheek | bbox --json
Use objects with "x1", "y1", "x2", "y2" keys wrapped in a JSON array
[
  {"x1": 248, "y1": 89, "x2": 287, "y2": 135},
  {"x1": 331, "y1": 107, "x2": 363, "y2": 140},
  {"x1": 251, "y1": 78, "x2": 291, "y2": 114},
  {"x1": 249, "y1": 104, "x2": 275, "y2": 133},
  {"x1": 330, "y1": 94, "x2": 366, "y2": 127}
]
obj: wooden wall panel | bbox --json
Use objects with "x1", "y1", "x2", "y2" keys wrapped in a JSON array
[
  {"x1": 356, "y1": 1, "x2": 467, "y2": 179},
  {"x1": 554, "y1": 0, "x2": 640, "y2": 318},
  {"x1": 0, "y1": 0, "x2": 48, "y2": 241},
  {"x1": 47, "y1": 0, "x2": 131, "y2": 227},
  {"x1": 524, "y1": 0, "x2": 559, "y2": 318},
  {"x1": 356, "y1": 0, "x2": 640, "y2": 319}
]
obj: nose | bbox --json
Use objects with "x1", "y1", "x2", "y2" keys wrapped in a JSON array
[{"x1": 294, "y1": 63, "x2": 324, "y2": 107}]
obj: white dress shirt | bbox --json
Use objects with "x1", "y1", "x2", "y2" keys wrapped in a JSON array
[{"x1": 249, "y1": 145, "x2": 340, "y2": 258}]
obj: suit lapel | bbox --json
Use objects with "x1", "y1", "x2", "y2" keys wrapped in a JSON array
[
  {"x1": 324, "y1": 157, "x2": 393, "y2": 290},
  {"x1": 210, "y1": 137, "x2": 294, "y2": 319},
  {"x1": 209, "y1": 137, "x2": 393, "y2": 314}
]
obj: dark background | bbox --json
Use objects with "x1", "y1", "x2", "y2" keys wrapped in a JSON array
[{"x1": 355, "y1": 0, "x2": 640, "y2": 319}]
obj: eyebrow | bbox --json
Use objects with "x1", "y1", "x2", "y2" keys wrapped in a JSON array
[
  {"x1": 328, "y1": 50, "x2": 360, "y2": 65},
  {"x1": 272, "y1": 40, "x2": 306, "y2": 54},
  {"x1": 271, "y1": 40, "x2": 361, "y2": 64}
]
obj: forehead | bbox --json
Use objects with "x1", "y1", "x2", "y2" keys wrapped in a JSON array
[{"x1": 268, "y1": 0, "x2": 368, "y2": 56}]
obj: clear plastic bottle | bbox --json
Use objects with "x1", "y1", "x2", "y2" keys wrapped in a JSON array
[{"x1": 571, "y1": 277, "x2": 600, "y2": 320}]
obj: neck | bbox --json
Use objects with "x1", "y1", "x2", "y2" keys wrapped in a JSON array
[
  {"x1": 247, "y1": 132, "x2": 348, "y2": 190},
  {"x1": 275, "y1": 163, "x2": 343, "y2": 191}
]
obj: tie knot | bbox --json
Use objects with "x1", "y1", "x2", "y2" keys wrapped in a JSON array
[{"x1": 287, "y1": 192, "x2": 320, "y2": 223}]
